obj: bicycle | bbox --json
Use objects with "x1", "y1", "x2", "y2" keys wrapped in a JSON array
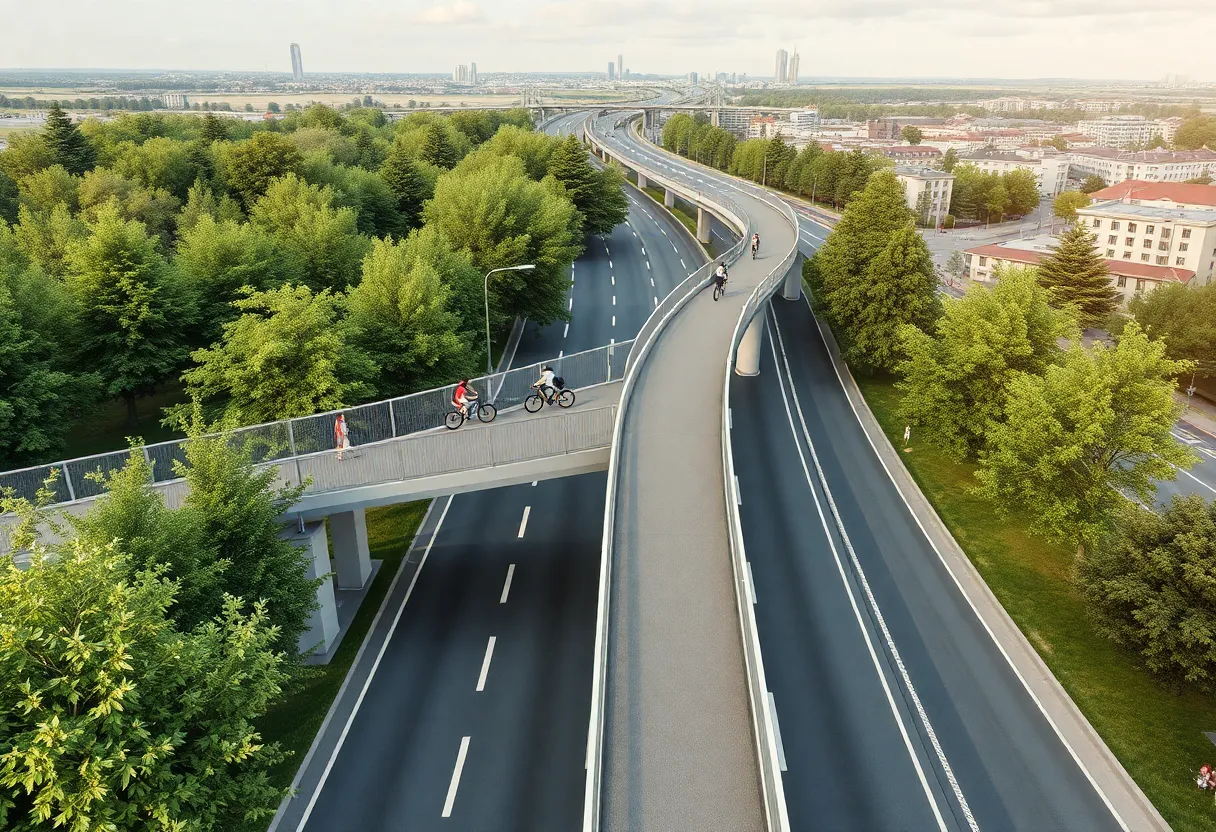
[
  {"x1": 524, "y1": 385, "x2": 575, "y2": 413},
  {"x1": 444, "y1": 398, "x2": 497, "y2": 430},
  {"x1": 712, "y1": 277, "x2": 728, "y2": 301}
]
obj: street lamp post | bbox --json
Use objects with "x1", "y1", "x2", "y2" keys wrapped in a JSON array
[{"x1": 484, "y1": 265, "x2": 536, "y2": 375}]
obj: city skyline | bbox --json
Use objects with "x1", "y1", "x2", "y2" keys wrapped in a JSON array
[{"x1": 3, "y1": 0, "x2": 1214, "y2": 80}]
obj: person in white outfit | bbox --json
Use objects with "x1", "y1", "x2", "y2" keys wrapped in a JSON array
[{"x1": 534, "y1": 366, "x2": 557, "y2": 403}]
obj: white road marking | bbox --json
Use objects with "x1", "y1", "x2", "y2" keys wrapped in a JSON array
[
  {"x1": 650, "y1": 277, "x2": 655, "y2": 286},
  {"x1": 612, "y1": 295, "x2": 616, "y2": 305},
  {"x1": 531, "y1": 480, "x2": 537, "y2": 486},
  {"x1": 500, "y1": 564, "x2": 515, "y2": 604},
  {"x1": 767, "y1": 692, "x2": 787, "y2": 772},
  {"x1": 568, "y1": 298, "x2": 573, "y2": 311},
  {"x1": 747, "y1": 561, "x2": 757, "y2": 604},
  {"x1": 612, "y1": 315, "x2": 616, "y2": 327},
  {"x1": 558, "y1": 350, "x2": 563, "y2": 358},
  {"x1": 517, "y1": 506, "x2": 531, "y2": 538},
  {"x1": 661, "y1": 228, "x2": 668, "y2": 236},
  {"x1": 653, "y1": 296, "x2": 659, "y2": 306},
  {"x1": 611, "y1": 275, "x2": 615, "y2": 285},
  {"x1": 646, "y1": 261, "x2": 651, "y2": 270},
  {"x1": 294, "y1": 495, "x2": 454, "y2": 830},
  {"x1": 1175, "y1": 464, "x2": 1216, "y2": 495},
  {"x1": 563, "y1": 323, "x2": 569, "y2": 338},
  {"x1": 734, "y1": 475, "x2": 742, "y2": 505},
  {"x1": 441, "y1": 737, "x2": 471, "y2": 818},
  {"x1": 680, "y1": 258, "x2": 686, "y2": 268},
  {"x1": 476, "y1": 636, "x2": 497, "y2": 692}
]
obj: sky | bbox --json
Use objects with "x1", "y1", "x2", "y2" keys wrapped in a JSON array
[{"x1": 1, "y1": 0, "x2": 1213, "y2": 82}]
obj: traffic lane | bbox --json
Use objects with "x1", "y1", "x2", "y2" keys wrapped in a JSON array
[
  {"x1": 453, "y1": 473, "x2": 606, "y2": 832},
  {"x1": 770, "y1": 296, "x2": 1123, "y2": 831},
  {"x1": 731, "y1": 331, "x2": 948, "y2": 832},
  {"x1": 301, "y1": 489, "x2": 534, "y2": 831}
]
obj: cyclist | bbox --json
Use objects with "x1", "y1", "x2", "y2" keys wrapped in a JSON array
[
  {"x1": 751, "y1": 233, "x2": 760, "y2": 258},
  {"x1": 712, "y1": 262, "x2": 728, "y2": 300},
  {"x1": 533, "y1": 366, "x2": 557, "y2": 403},
  {"x1": 452, "y1": 378, "x2": 478, "y2": 420}
]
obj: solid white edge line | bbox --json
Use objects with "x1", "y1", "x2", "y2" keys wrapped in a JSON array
[
  {"x1": 764, "y1": 317, "x2": 950, "y2": 832},
  {"x1": 500, "y1": 564, "x2": 515, "y2": 604},
  {"x1": 800, "y1": 293, "x2": 1134, "y2": 832},
  {"x1": 767, "y1": 691, "x2": 787, "y2": 772},
  {"x1": 517, "y1": 505, "x2": 531, "y2": 538},
  {"x1": 294, "y1": 494, "x2": 454, "y2": 831},
  {"x1": 441, "y1": 736, "x2": 471, "y2": 818},
  {"x1": 475, "y1": 636, "x2": 496, "y2": 692},
  {"x1": 1174, "y1": 463, "x2": 1216, "y2": 496}
]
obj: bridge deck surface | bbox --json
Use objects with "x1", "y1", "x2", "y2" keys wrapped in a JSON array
[{"x1": 601, "y1": 128, "x2": 796, "y2": 831}]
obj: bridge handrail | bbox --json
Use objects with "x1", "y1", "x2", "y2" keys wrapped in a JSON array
[
  {"x1": 0, "y1": 339, "x2": 632, "y2": 509},
  {"x1": 581, "y1": 112, "x2": 751, "y2": 832}
]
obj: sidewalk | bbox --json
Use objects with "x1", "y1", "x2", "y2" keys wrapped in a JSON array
[{"x1": 1178, "y1": 391, "x2": 1216, "y2": 439}]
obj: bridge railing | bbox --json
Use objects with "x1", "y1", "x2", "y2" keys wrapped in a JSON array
[{"x1": 0, "y1": 339, "x2": 633, "y2": 509}]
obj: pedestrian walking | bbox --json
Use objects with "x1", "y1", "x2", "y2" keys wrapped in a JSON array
[{"x1": 335, "y1": 412, "x2": 351, "y2": 461}]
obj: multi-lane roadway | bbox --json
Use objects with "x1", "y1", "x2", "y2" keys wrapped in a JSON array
[{"x1": 275, "y1": 110, "x2": 718, "y2": 832}]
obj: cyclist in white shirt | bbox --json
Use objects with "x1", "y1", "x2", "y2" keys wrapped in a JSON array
[{"x1": 534, "y1": 366, "x2": 557, "y2": 403}]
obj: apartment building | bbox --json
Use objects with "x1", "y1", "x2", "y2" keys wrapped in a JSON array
[
  {"x1": 1068, "y1": 149, "x2": 1216, "y2": 183},
  {"x1": 957, "y1": 147, "x2": 1069, "y2": 196},
  {"x1": 1076, "y1": 115, "x2": 1173, "y2": 148},
  {"x1": 748, "y1": 116, "x2": 796, "y2": 139},
  {"x1": 1086, "y1": 180, "x2": 1216, "y2": 211},
  {"x1": 976, "y1": 97, "x2": 1060, "y2": 113},
  {"x1": 964, "y1": 235, "x2": 1199, "y2": 302},
  {"x1": 1078, "y1": 198, "x2": 1216, "y2": 285},
  {"x1": 895, "y1": 166, "x2": 954, "y2": 229},
  {"x1": 866, "y1": 116, "x2": 947, "y2": 140}
]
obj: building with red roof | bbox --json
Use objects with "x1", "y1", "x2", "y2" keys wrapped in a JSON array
[{"x1": 1085, "y1": 180, "x2": 1216, "y2": 210}]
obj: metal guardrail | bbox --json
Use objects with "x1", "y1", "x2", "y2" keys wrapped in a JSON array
[
  {"x1": 0, "y1": 340, "x2": 633, "y2": 509},
  {"x1": 581, "y1": 113, "x2": 752, "y2": 832}
]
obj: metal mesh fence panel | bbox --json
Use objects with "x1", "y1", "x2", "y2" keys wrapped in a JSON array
[
  {"x1": 147, "y1": 440, "x2": 188, "y2": 483},
  {"x1": 390, "y1": 387, "x2": 460, "y2": 437},
  {"x1": 228, "y1": 422, "x2": 292, "y2": 465},
  {"x1": 0, "y1": 464, "x2": 72, "y2": 503},
  {"x1": 65, "y1": 450, "x2": 132, "y2": 500}
]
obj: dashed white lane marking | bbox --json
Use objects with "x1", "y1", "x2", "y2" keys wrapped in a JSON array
[
  {"x1": 441, "y1": 737, "x2": 471, "y2": 818},
  {"x1": 641, "y1": 246, "x2": 646, "y2": 255},
  {"x1": 612, "y1": 295, "x2": 616, "y2": 305},
  {"x1": 611, "y1": 274, "x2": 615, "y2": 285},
  {"x1": 646, "y1": 261, "x2": 651, "y2": 270},
  {"x1": 475, "y1": 637, "x2": 497, "y2": 692},
  {"x1": 517, "y1": 506, "x2": 531, "y2": 538},
  {"x1": 500, "y1": 564, "x2": 516, "y2": 603},
  {"x1": 558, "y1": 350, "x2": 563, "y2": 358},
  {"x1": 680, "y1": 258, "x2": 686, "y2": 268},
  {"x1": 612, "y1": 315, "x2": 616, "y2": 326},
  {"x1": 650, "y1": 277, "x2": 655, "y2": 286},
  {"x1": 609, "y1": 260, "x2": 613, "y2": 268},
  {"x1": 568, "y1": 298, "x2": 573, "y2": 311},
  {"x1": 653, "y1": 296, "x2": 659, "y2": 306}
]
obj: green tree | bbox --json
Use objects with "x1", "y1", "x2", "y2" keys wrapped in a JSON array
[
  {"x1": 181, "y1": 284, "x2": 372, "y2": 424},
  {"x1": 0, "y1": 498, "x2": 288, "y2": 831},
  {"x1": 1049, "y1": 135, "x2": 1069, "y2": 152},
  {"x1": 16, "y1": 163, "x2": 79, "y2": 215},
  {"x1": 420, "y1": 122, "x2": 459, "y2": 168},
  {"x1": 249, "y1": 174, "x2": 369, "y2": 292},
  {"x1": 1127, "y1": 281, "x2": 1216, "y2": 372},
  {"x1": 834, "y1": 224, "x2": 940, "y2": 372},
  {"x1": 897, "y1": 267, "x2": 1073, "y2": 459},
  {"x1": 975, "y1": 322, "x2": 1196, "y2": 554},
  {"x1": 347, "y1": 234, "x2": 472, "y2": 395},
  {"x1": 1036, "y1": 223, "x2": 1118, "y2": 327},
  {"x1": 424, "y1": 154, "x2": 580, "y2": 326},
  {"x1": 174, "y1": 214, "x2": 289, "y2": 342},
  {"x1": 65, "y1": 202, "x2": 193, "y2": 422},
  {"x1": 945, "y1": 249, "x2": 965, "y2": 277},
  {"x1": 41, "y1": 102, "x2": 96, "y2": 174},
  {"x1": 0, "y1": 132, "x2": 55, "y2": 181},
  {"x1": 1003, "y1": 169, "x2": 1039, "y2": 217},
  {"x1": 1078, "y1": 495, "x2": 1216, "y2": 689},
  {"x1": 199, "y1": 112, "x2": 229, "y2": 144},
  {"x1": 12, "y1": 203, "x2": 85, "y2": 276},
  {"x1": 380, "y1": 143, "x2": 433, "y2": 229},
  {"x1": 473, "y1": 125, "x2": 559, "y2": 180},
  {"x1": 222, "y1": 131, "x2": 304, "y2": 207},
  {"x1": 112, "y1": 136, "x2": 200, "y2": 200},
  {"x1": 1052, "y1": 190, "x2": 1091, "y2": 225},
  {"x1": 0, "y1": 169, "x2": 17, "y2": 224},
  {"x1": 176, "y1": 180, "x2": 244, "y2": 234},
  {"x1": 1079, "y1": 174, "x2": 1107, "y2": 194},
  {"x1": 1173, "y1": 116, "x2": 1216, "y2": 151},
  {"x1": 548, "y1": 134, "x2": 628, "y2": 236},
  {"x1": 900, "y1": 125, "x2": 924, "y2": 145},
  {"x1": 941, "y1": 147, "x2": 958, "y2": 172}
]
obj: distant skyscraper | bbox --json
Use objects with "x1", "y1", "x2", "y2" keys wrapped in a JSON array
[
  {"x1": 608, "y1": 61, "x2": 615, "y2": 80},
  {"x1": 290, "y1": 43, "x2": 304, "y2": 82},
  {"x1": 688, "y1": 71, "x2": 699, "y2": 86},
  {"x1": 618, "y1": 54, "x2": 624, "y2": 79},
  {"x1": 470, "y1": 63, "x2": 478, "y2": 85},
  {"x1": 774, "y1": 48, "x2": 789, "y2": 84},
  {"x1": 789, "y1": 50, "x2": 800, "y2": 85}
]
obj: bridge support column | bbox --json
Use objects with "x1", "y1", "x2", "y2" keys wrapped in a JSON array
[
  {"x1": 287, "y1": 521, "x2": 339, "y2": 655},
  {"x1": 637, "y1": 172, "x2": 649, "y2": 189},
  {"x1": 330, "y1": 508, "x2": 372, "y2": 589},
  {"x1": 735, "y1": 313, "x2": 764, "y2": 376},
  {"x1": 696, "y1": 207, "x2": 712, "y2": 245},
  {"x1": 781, "y1": 262, "x2": 802, "y2": 300},
  {"x1": 664, "y1": 188, "x2": 675, "y2": 208}
]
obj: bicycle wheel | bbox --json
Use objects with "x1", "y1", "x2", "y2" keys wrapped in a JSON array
[
  {"x1": 524, "y1": 394, "x2": 544, "y2": 413},
  {"x1": 477, "y1": 402, "x2": 497, "y2": 423},
  {"x1": 556, "y1": 389, "x2": 576, "y2": 408},
  {"x1": 444, "y1": 411, "x2": 463, "y2": 430}
]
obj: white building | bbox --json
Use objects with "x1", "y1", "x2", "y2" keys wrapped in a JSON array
[
  {"x1": 789, "y1": 108, "x2": 820, "y2": 135},
  {"x1": 1086, "y1": 180, "x2": 1216, "y2": 212},
  {"x1": 964, "y1": 235, "x2": 1201, "y2": 302},
  {"x1": 1068, "y1": 149, "x2": 1216, "y2": 184},
  {"x1": 748, "y1": 116, "x2": 795, "y2": 140},
  {"x1": 162, "y1": 93, "x2": 188, "y2": 109},
  {"x1": 1078, "y1": 197, "x2": 1216, "y2": 285},
  {"x1": 895, "y1": 166, "x2": 954, "y2": 229},
  {"x1": 957, "y1": 148, "x2": 1069, "y2": 196},
  {"x1": 1076, "y1": 116, "x2": 1173, "y2": 148},
  {"x1": 774, "y1": 49, "x2": 789, "y2": 83},
  {"x1": 1071, "y1": 100, "x2": 1134, "y2": 113},
  {"x1": 976, "y1": 97, "x2": 1060, "y2": 113}
]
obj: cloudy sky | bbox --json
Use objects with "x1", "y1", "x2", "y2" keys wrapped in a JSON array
[{"x1": 2, "y1": 0, "x2": 1213, "y2": 81}]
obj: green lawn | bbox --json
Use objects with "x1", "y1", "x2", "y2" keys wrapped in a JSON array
[
  {"x1": 638, "y1": 185, "x2": 718, "y2": 258},
  {"x1": 855, "y1": 374, "x2": 1216, "y2": 832},
  {"x1": 253, "y1": 500, "x2": 430, "y2": 823}
]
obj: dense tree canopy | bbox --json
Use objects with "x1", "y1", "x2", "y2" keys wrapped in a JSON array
[
  {"x1": 1126, "y1": 281, "x2": 1216, "y2": 373},
  {"x1": 1173, "y1": 116, "x2": 1216, "y2": 151},
  {"x1": 1035, "y1": 223, "x2": 1118, "y2": 327}
]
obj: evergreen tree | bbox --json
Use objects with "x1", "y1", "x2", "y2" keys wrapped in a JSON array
[
  {"x1": 198, "y1": 111, "x2": 229, "y2": 144},
  {"x1": 380, "y1": 143, "x2": 432, "y2": 228},
  {"x1": 547, "y1": 134, "x2": 626, "y2": 236},
  {"x1": 42, "y1": 102, "x2": 96, "y2": 175},
  {"x1": 420, "y1": 122, "x2": 458, "y2": 169},
  {"x1": 1036, "y1": 223, "x2": 1118, "y2": 327},
  {"x1": 0, "y1": 168, "x2": 18, "y2": 224},
  {"x1": 941, "y1": 147, "x2": 959, "y2": 172}
]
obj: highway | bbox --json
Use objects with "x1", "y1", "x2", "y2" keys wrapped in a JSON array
[
  {"x1": 277, "y1": 109, "x2": 716, "y2": 832},
  {"x1": 600, "y1": 116, "x2": 1131, "y2": 831}
]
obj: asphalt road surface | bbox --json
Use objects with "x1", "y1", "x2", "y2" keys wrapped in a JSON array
[{"x1": 283, "y1": 110, "x2": 717, "y2": 832}]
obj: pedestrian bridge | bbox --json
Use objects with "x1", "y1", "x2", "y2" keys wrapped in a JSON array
[{"x1": 0, "y1": 341, "x2": 631, "y2": 552}]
